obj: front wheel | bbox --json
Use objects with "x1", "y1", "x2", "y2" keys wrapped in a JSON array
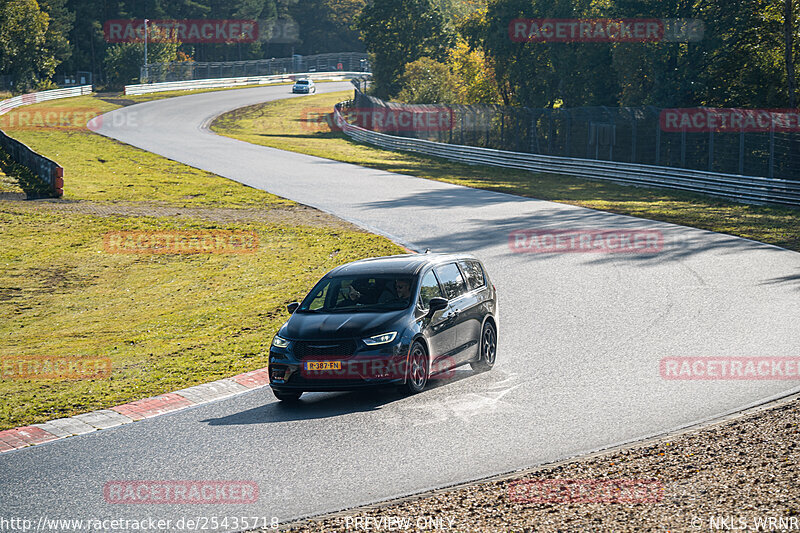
[
  {"x1": 404, "y1": 341, "x2": 429, "y2": 394},
  {"x1": 471, "y1": 322, "x2": 497, "y2": 372},
  {"x1": 273, "y1": 389, "x2": 302, "y2": 402}
]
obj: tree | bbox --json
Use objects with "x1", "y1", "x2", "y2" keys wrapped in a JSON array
[
  {"x1": 463, "y1": 0, "x2": 616, "y2": 108},
  {"x1": 448, "y1": 38, "x2": 501, "y2": 103},
  {"x1": 607, "y1": 0, "x2": 703, "y2": 107},
  {"x1": 104, "y1": 40, "x2": 180, "y2": 89},
  {"x1": 357, "y1": 0, "x2": 454, "y2": 98},
  {"x1": 785, "y1": 0, "x2": 797, "y2": 107},
  {"x1": 396, "y1": 57, "x2": 460, "y2": 103},
  {"x1": 39, "y1": 0, "x2": 74, "y2": 68},
  {"x1": 0, "y1": 0, "x2": 57, "y2": 92},
  {"x1": 693, "y1": 0, "x2": 786, "y2": 107},
  {"x1": 289, "y1": 0, "x2": 366, "y2": 55}
]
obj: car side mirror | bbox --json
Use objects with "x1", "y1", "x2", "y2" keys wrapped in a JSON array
[
  {"x1": 287, "y1": 302, "x2": 300, "y2": 314},
  {"x1": 427, "y1": 297, "x2": 448, "y2": 316}
]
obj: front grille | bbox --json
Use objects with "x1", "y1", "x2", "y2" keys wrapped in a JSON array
[{"x1": 293, "y1": 339, "x2": 358, "y2": 359}]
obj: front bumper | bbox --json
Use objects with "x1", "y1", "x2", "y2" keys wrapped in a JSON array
[{"x1": 269, "y1": 340, "x2": 410, "y2": 392}]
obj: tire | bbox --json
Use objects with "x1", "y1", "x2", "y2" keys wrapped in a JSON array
[
  {"x1": 404, "y1": 341, "x2": 429, "y2": 394},
  {"x1": 273, "y1": 389, "x2": 302, "y2": 402},
  {"x1": 471, "y1": 321, "x2": 497, "y2": 372}
]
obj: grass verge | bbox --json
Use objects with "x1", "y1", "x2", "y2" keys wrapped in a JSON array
[
  {"x1": 212, "y1": 90, "x2": 800, "y2": 252},
  {"x1": 0, "y1": 93, "x2": 405, "y2": 430}
]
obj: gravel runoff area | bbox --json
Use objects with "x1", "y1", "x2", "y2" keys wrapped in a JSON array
[{"x1": 269, "y1": 393, "x2": 800, "y2": 533}]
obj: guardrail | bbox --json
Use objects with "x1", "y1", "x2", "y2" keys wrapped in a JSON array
[
  {"x1": 125, "y1": 71, "x2": 368, "y2": 96},
  {"x1": 0, "y1": 86, "x2": 92, "y2": 197},
  {"x1": 333, "y1": 101, "x2": 800, "y2": 207}
]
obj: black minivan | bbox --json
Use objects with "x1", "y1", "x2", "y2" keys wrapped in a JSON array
[{"x1": 268, "y1": 253, "x2": 498, "y2": 401}]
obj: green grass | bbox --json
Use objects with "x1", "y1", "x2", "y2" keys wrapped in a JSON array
[
  {"x1": 212, "y1": 90, "x2": 800, "y2": 253},
  {"x1": 0, "y1": 93, "x2": 405, "y2": 430}
]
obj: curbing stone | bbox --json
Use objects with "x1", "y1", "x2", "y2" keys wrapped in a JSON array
[
  {"x1": 175, "y1": 378, "x2": 249, "y2": 404},
  {"x1": 34, "y1": 417, "x2": 97, "y2": 436},
  {"x1": 32, "y1": 422, "x2": 74, "y2": 439},
  {"x1": 73, "y1": 409, "x2": 133, "y2": 430}
]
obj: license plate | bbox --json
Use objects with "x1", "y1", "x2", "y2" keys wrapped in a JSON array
[{"x1": 304, "y1": 361, "x2": 342, "y2": 371}]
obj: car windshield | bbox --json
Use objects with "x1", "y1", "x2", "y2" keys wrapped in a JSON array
[
  {"x1": 296, "y1": 80, "x2": 309, "y2": 84},
  {"x1": 298, "y1": 275, "x2": 415, "y2": 313}
]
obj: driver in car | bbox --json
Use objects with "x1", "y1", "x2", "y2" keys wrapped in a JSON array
[
  {"x1": 347, "y1": 279, "x2": 412, "y2": 304},
  {"x1": 379, "y1": 279, "x2": 411, "y2": 304}
]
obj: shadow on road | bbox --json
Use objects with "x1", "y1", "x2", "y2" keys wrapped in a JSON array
[
  {"x1": 761, "y1": 269, "x2": 800, "y2": 290},
  {"x1": 201, "y1": 369, "x2": 477, "y2": 426},
  {"x1": 360, "y1": 191, "x2": 790, "y2": 271}
]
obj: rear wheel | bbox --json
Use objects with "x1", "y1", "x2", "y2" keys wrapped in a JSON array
[
  {"x1": 471, "y1": 322, "x2": 497, "y2": 372},
  {"x1": 404, "y1": 341, "x2": 429, "y2": 394},
  {"x1": 273, "y1": 389, "x2": 302, "y2": 402}
]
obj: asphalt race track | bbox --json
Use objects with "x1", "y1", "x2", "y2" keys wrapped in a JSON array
[{"x1": 2, "y1": 81, "x2": 799, "y2": 528}]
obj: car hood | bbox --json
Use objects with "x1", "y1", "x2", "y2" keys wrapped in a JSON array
[{"x1": 284, "y1": 309, "x2": 407, "y2": 340}]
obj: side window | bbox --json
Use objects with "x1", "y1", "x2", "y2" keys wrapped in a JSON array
[
  {"x1": 435, "y1": 263, "x2": 468, "y2": 300},
  {"x1": 418, "y1": 270, "x2": 443, "y2": 309},
  {"x1": 459, "y1": 261, "x2": 486, "y2": 291}
]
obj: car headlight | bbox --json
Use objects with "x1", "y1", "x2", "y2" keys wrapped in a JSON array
[
  {"x1": 272, "y1": 335, "x2": 289, "y2": 348},
  {"x1": 363, "y1": 332, "x2": 397, "y2": 346}
]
